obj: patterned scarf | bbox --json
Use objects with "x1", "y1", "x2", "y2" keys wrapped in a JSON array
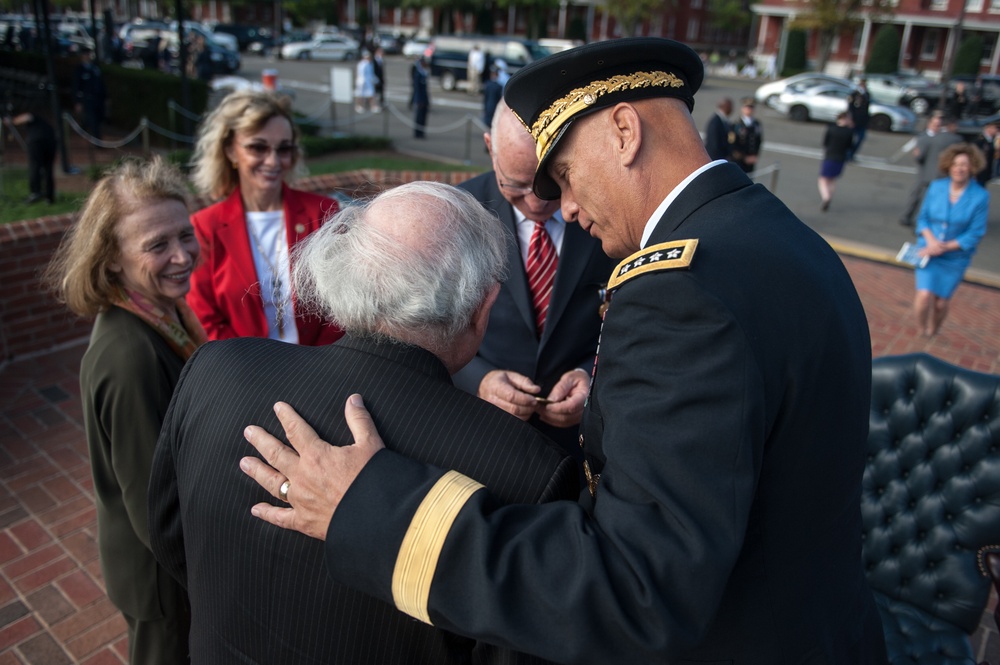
[{"x1": 112, "y1": 286, "x2": 208, "y2": 360}]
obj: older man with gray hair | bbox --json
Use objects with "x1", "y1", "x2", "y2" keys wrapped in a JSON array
[{"x1": 148, "y1": 181, "x2": 578, "y2": 664}]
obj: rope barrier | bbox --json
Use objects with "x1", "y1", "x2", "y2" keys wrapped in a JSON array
[
  {"x1": 62, "y1": 112, "x2": 146, "y2": 149},
  {"x1": 385, "y1": 102, "x2": 482, "y2": 135},
  {"x1": 167, "y1": 99, "x2": 204, "y2": 122},
  {"x1": 144, "y1": 119, "x2": 197, "y2": 144}
]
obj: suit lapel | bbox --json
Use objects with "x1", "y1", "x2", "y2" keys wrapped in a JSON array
[
  {"x1": 488, "y1": 178, "x2": 535, "y2": 333},
  {"x1": 540, "y1": 222, "x2": 598, "y2": 348},
  {"x1": 215, "y1": 187, "x2": 262, "y2": 298}
]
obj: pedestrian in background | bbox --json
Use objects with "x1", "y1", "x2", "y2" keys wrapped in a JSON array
[
  {"x1": 846, "y1": 79, "x2": 870, "y2": 160},
  {"x1": 354, "y1": 51, "x2": 377, "y2": 113},
  {"x1": 482, "y1": 65, "x2": 503, "y2": 128},
  {"x1": 704, "y1": 96, "x2": 732, "y2": 161},
  {"x1": 973, "y1": 122, "x2": 997, "y2": 185},
  {"x1": 372, "y1": 46, "x2": 385, "y2": 111},
  {"x1": 3, "y1": 106, "x2": 57, "y2": 204},
  {"x1": 729, "y1": 97, "x2": 762, "y2": 173},
  {"x1": 467, "y1": 44, "x2": 484, "y2": 95},
  {"x1": 72, "y1": 47, "x2": 107, "y2": 140},
  {"x1": 818, "y1": 112, "x2": 855, "y2": 212},
  {"x1": 410, "y1": 55, "x2": 430, "y2": 139},
  {"x1": 899, "y1": 113, "x2": 962, "y2": 227},
  {"x1": 912, "y1": 143, "x2": 989, "y2": 336}
]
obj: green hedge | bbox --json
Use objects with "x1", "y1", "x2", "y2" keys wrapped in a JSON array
[{"x1": 0, "y1": 51, "x2": 208, "y2": 145}]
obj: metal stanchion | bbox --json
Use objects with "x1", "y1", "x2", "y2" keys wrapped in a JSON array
[
  {"x1": 464, "y1": 116, "x2": 472, "y2": 166},
  {"x1": 141, "y1": 118, "x2": 150, "y2": 156}
]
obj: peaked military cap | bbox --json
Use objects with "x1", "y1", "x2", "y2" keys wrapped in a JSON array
[{"x1": 504, "y1": 37, "x2": 704, "y2": 200}]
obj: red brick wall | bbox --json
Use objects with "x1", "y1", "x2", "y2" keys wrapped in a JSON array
[{"x1": 0, "y1": 169, "x2": 481, "y2": 362}]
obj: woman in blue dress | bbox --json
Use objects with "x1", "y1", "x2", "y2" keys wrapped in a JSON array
[{"x1": 914, "y1": 142, "x2": 989, "y2": 336}]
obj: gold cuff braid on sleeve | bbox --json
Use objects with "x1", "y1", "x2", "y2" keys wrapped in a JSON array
[{"x1": 391, "y1": 470, "x2": 485, "y2": 624}]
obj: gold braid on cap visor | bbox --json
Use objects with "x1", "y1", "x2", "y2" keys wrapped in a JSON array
[{"x1": 526, "y1": 70, "x2": 685, "y2": 162}]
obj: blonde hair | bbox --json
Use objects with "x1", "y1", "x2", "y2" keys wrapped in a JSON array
[
  {"x1": 190, "y1": 90, "x2": 304, "y2": 200},
  {"x1": 43, "y1": 156, "x2": 191, "y2": 318}
]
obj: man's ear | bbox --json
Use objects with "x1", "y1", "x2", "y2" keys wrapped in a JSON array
[
  {"x1": 609, "y1": 102, "x2": 642, "y2": 168},
  {"x1": 471, "y1": 284, "x2": 501, "y2": 338},
  {"x1": 483, "y1": 131, "x2": 493, "y2": 157}
]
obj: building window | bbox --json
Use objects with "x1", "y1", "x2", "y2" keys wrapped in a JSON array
[
  {"x1": 686, "y1": 17, "x2": 699, "y2": 41},
  {"x1": 982, "y1": 33, "x2": 996, "y2": 62},
  {"x1": 967, "y1": 0, "x2": 984, "y2": 11},
  {"x1": 831, "y1": 34, "x2": 840, "y2": 53},
  {"x1": 930, "y1": 0, "x2": 948, "y2": 9},
  {"x1": 921, "y1": 29, "x2": 940, "y2": 59},
  {"x1": 991, "y1": 0, "x2": 1000, "y2": 13}
]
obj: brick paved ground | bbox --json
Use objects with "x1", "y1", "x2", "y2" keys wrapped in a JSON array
[{"x1": 1, "y1": 250, "x2": 998, "y2": 662}]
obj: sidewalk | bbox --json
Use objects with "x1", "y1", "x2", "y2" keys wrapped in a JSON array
[{"x1": 1, "y1": 249, "x2": 998, "y2": 663}]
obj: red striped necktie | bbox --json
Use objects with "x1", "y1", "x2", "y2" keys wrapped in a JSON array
[{"x1": 526, "y1": 219, "x2": 558, "y2": 336}]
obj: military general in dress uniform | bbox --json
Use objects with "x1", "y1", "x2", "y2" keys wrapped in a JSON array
[{"x1": 241, "y1": 38, "x2": 889, "y2": 665}]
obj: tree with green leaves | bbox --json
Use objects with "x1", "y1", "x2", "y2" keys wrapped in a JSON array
[
  {"x1": 495, "y1": 0, "x2": 558, "y2": 39},
  {"x1": 708, "y1": 0, "x2": 752, "y2": 33},
  {"x1": 782, "y1": 29, "x2": 807, "y2": 76},
  {"x1": 789, "y1": 0, "x2": 894, "y2": 73},
  {"x1": 953, "y1": 33, "x2": 984, "y2": 76},
  {"x1": 865, "y1": 24, "x2": 899, "y2": 74},
  {"x1": 605, "y1": 0, "x2": 673, "y2": 38}
]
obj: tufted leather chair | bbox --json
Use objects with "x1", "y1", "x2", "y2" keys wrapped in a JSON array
[{"x1": 862, "y1": 353, "x2": 1000, "y2": 664}]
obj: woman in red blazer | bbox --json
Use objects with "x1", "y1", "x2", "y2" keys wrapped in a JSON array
[{"x1": 188, "y1": 90, "x2": 343, "y2": 345}]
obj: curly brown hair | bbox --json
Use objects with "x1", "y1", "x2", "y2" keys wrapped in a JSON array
[{"x1": 938, "y1": 142, "x2": 987, "y2": 178}]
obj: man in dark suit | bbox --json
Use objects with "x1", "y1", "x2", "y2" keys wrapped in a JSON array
[
  {"x1": 453, "y1": 99, "x2": 614, "y2": 465},
  {"x1": 72, "y1": 48, "x2": 107, "y2": 140},
  {"x1": 703, "y1": 96, "x2": 732, "y2": 160},
  {"x1": 148, "y1": 181, "x2": 578, "y2": 664},
  {"x1": 847, "y1": 78, "x2": 871, "y2": 160},
  {"x1": 241, "y1": 39, "x2": 888, "y2": 663}
]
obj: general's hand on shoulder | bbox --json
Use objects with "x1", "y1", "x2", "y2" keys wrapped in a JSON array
[{"x1": 240, "y1": 396, "x2": 384, "y2": 540}]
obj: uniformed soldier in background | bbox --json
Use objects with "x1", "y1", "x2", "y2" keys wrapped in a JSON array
[{"x1": 729, "y1": 96, "x2": 763, "y2": 173}]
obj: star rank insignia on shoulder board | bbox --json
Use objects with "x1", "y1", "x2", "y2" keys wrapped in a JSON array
[{"x1": 606, "y1": 239, "x2": 698, "y2": 292}]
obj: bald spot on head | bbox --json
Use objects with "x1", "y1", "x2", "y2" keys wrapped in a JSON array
[
  {"x1": 491, "y1": 100, "x2": 538, "y2": 171},
  {"x1": 488, "y1": 100, "x2": 561, "y2": 220},
  {"x1": 366, "y1": 190, "x2": 436, "y2": 256}
]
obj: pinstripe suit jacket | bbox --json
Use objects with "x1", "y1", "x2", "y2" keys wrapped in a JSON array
[{"x1": 148, "y1": 334, "x2": 578, "y2": 665}]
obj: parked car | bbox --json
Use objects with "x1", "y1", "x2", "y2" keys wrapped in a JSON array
[
  {"x1": 280, "y1": 34, "x2": 359, "y2": 60},
  {"x1": 774, "y1": 84, "x2": 917, "y2": 133},
  {"x1": 855, "y1": 73, "x2": 933, "y2": 106},
  {"x1": 373, "y1": 30, "x2": 403, "y2": 54},
  {"x1": 159, "y1": 30, "x2": 240, "y2": 75},
  {"x1": 428, "y1": 35, "x2": 550, "y2": 91},
  {"x1": 170, "y1": 20, "x2": 238, "y2": 53},
  {"x1": 754, "y1": 72, "x2": 853, "y2": 108},
  {"x1": 401, "y1": 36, "x2": 431, "y2": 58},
  {"x1": 119, "y1": 19, "x2": 170, "y2": 61},
  {"x1": 212, "y1": 23, "x2": 271, "y2": 52},
  {"x1": 900, "y1": 75, "x2": 1000, "y2": 116},
  {"x1": 537, "y1": 38, "x2": 583, "y2": 53},
  {"x1": 956, "y1": 111, "x2": 1000, "y2": 140}
]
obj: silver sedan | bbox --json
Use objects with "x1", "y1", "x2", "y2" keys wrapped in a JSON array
[
  {"x1": 281, "y1": 35, "x2": 360, "y2": 61},
  {"x1": 774, "y1": 84, "x2": 917, "y2": 133}
]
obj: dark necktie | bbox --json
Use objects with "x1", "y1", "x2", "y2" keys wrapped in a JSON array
[{"x1": 526, "y1": 219, "x2": 558, "y2": 336}]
